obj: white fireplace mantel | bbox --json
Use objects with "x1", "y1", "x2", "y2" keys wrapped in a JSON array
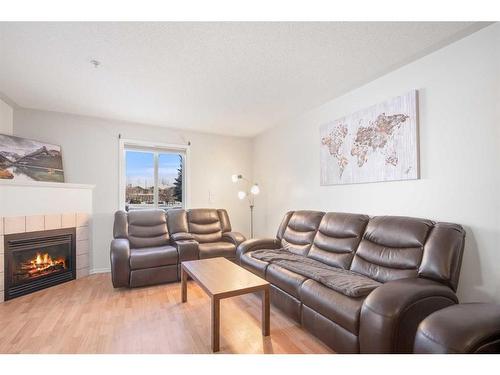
[
  {"x1": 0, "y1": 179, "x2": 95, "y2": 190},
  {"x1": 0, "y1": 180, "x2": 94, "y2": 217}
]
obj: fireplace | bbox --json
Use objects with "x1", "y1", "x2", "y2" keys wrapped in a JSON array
[{"x1": 3, "y1": 228, "x2": 76, "y2": 301}]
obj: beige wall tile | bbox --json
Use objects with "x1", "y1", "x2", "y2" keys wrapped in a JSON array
[
  {"x1": 0, "y1": 235, "x2": 3, "y2": 254},
  {"x1": 0, "y1": 217, "x2": 3, "y2": 235},
  {"x1": 0, "y1": 273, "x2": 3, "y2": 292},
  {"x1": 76, "y1": 268, "x2": 89, "y2": 279},
  {"x1": 76, "y1": 254, "x2": 89, "y2": 269},
  {"x1": 76, "y1": 240, "x2": 89, "y2": 256},
  {"x1": 0, "y1": 257, "x2": 3, "y2": 275},
  {"x1": 26, "y1": 215, "x2": 45, "y2": 232},
  {"x1": 4, "y1": 216, "x2": 26, "y2": 234},
  {"x1": 61, "y1": 213, "x2": 76, "y2": 228},
  {"x1": 44, "y1": 214, "x2": 62, "y2": 230},
  {"x1": 76, "y1": 212, "x2": 89, "y2": 227},
  {"x1": 76, "y1": 227, "x2": 89, "y2": 241}
]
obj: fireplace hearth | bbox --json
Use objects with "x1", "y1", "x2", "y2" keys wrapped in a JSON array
[{"x1": 4, "y1": 228, "x2": 76, "y2": 300}]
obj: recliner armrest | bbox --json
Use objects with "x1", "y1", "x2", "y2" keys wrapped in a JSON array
[
  {"x1": 236, "y1": 238, "x2": 281, "y2": 263},
  {"x1": 171, "y1": 232, "x2": 194, "y2": 241},
  {"x1": 359, "y1": 277, "x2": 458, "y2": 353},
  {"x1": 110, "y1": 238, "x2": 131, "y2": 288},
  {"x1": 174, "y1": 239, "x2": 199, "y2": 263},
  {"x1": 222, "y1": 231, "x2": 246, "y2": 247}
]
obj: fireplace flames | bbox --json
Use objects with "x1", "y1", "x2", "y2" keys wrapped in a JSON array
[{"x1": 17, "y1": 252, "x2": 67, "y2": 278}]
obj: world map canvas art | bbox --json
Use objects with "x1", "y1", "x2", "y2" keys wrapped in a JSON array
[{"x1": 320, "y1": 90, "x2": 419, "y2": 185}]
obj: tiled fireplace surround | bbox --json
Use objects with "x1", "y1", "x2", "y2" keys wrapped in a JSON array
[{"x1": 0, "y1": 212, "x2": 90, "y2": 302}]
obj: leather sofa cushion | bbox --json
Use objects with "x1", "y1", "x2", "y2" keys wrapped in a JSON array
[
  {"x1": 266, "y1": 264, "x2": 308, "y2": 298},
  {"x1": 281, "y1": 211, "x2": 324, "y2": 255},
  {"x1": 198, "y1": 241, "x2": 236, "y2": 259},
  {"x1": 300, "y1": 279, "x2": 366, "y2": 334},
  {"x1": 240, "y1": 251, "x2": 270, "y2": 278},
  {"x1": 308, "y1": 212, "x2": 369, "y2": 269},
  {"x1": 130, "y1": 245, "x2": 178, "y2": 270},
  {"x1": 187, "y1": 208, "x2": 223, "y2": 243},
  {"x1": 350, "y1": 216, "x2": 433, "y2": 283},
  {"x1": 127, "y1": 209, "x2": 169, "y2": 248}
]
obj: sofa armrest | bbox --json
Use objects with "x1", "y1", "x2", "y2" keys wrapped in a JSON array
[
  {"x1": 359, "y1": 278, "x2": 458, "y2": 353},
  {"x1": 236, "y1": 238, "x2": 281, "y2": 263},
  {"x1": 174, "y1": 239, "x2": 199, "y2": 263},
  {"x1": 110, "y1": 238, "x2": 131, "y2": 288},
  {"x1": 171, "y1": 232, "x2": 194, "y2": 241},
  {"x1": 222, "y1": 231, "x2": 246, "y2": 247},
  {"x1": 414, "y1": 303, "x2": 500, "y2": 353}
]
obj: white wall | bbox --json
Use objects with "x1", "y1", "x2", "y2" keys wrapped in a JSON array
[
  {"x1": 0, "y1": 98, "x2": 13, "y2": 135},
  {"x1": 13, "y1": 109, "x2": 253, "y2": 272},
  {"x1": 253, "y1": 23, "x2": 500, "y2": 303}
]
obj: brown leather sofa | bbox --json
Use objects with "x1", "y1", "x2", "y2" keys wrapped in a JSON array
[
  {"x1": 110, "y1": 208, "x2": 245, "y2": 288},
  {"x1": 237, "y1": 210, "x2": 465, "y2": 354},
  {"x1": 414, "y1": 303, "x2": 500, "y2": 353}
]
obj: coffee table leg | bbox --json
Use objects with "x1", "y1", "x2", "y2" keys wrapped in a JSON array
[
  {"x1": 181, "y1": 266, "x2": 187, "y2": 303},
  {"x1": 262, "y1": 287, "x2": 270, "y2": 336},
  {"x1": 211, "y1": 296, "x2": 220, "y2": 352}
]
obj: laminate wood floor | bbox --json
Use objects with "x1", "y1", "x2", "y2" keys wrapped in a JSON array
[{"x1": 0, "y1": 273, "x2": 333, "y2": 354}]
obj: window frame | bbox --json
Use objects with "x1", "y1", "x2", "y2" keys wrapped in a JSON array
[{"x1": 118, "y1": 138, "x2": 189, "y2": 211}]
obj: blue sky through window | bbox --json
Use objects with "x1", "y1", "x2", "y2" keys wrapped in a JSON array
[{"x1": 126, "y1": 151, "x2": 181, "y2": 188}]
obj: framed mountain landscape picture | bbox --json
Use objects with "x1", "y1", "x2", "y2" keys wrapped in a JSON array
[
  {"x1": 0, "y1": 134, "x2": 65, "y2": 182},
  {"x1": 320, "y1": 90, "x2": 419, "y2": 185}
]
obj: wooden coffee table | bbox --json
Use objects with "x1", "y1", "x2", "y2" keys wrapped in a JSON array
[{"x1": 181, "y1": 257, "x2": 270, "y2": 352}]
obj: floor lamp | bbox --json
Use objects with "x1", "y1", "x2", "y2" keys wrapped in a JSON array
[{"x1": 231, "y1": 174, "x2": 260, "y2": 238}]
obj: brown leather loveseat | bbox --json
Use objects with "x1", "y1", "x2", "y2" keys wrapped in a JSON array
[
  {"x1": 237, "y1": 210, "x2": 465, "y2": 354},
  {"x1": 111, "y1": 208, "x2": 245, "y2": 288}
]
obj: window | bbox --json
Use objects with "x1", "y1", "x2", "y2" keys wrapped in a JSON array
[{"x1": 119, "y1": 140, "x2": 187, "y2": 211}]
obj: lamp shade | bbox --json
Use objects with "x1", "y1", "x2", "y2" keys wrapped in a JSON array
[
  {"x1": 250, "y1": 184, "x2": 260, "y2": 195},
  {"x1": 238, "y1": 191, "x2": 246, "y2": 200},
  {"x1": 231, "y1": 174, "x2": 239, "y2": 183}
]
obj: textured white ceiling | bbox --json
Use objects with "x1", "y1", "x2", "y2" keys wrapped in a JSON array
[{"x1": 0, "y1": 22, "x2": 487, "y2": 137}]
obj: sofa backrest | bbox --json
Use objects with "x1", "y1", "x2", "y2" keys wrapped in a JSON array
[
  {"x1": 166, "y1": 208, "x2": 191, "y2": 240},
  {"x1": 350, "y1": 216, "x2": 433, "y2": 283},
  {"x1": 186, "y1": 208, "x2": 224, "y2": 243},
  {"x1": 417, "y1": 222, "x2": 465, "y2": 291},
  {"x1": 113, "y1": 209, "x2": 170, "y2": 249},
  {"x1": 276, "y1": 210, "x2": 324, "y2": 255},
  {"x1": 308, "y1": 212, "x2": 370, "y2": 269},
  {"x1": 164, "y1": 208, "x2": 233, "y2": 242},
  {"x1": 350, "y1": 216, "x2": 465, "y2": 291},
  {"x1": 274, "y1": 211, "x2": 465, "y2": 291}
]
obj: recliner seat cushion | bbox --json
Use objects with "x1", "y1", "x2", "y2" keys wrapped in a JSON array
[
  {"x1": 252, "y1": 249, "x2": 381, "y2": 297},
  {"x1": 300, "y1": 279, "x2": 366, "y2": 334},
  {"x1": 240, "y1": 251, "x2": 271, "y2": 278},
  {"x1": 198, "y1": 241, "x2": 236, "y2": 259},
  {"x1": 266, "y1": 264, "x2": 308, "y2": 298},
  {"x1": 129, "y1": 245, "x2": 178, "y2": 270}
]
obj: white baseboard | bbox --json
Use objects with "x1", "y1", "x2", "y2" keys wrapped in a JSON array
[{"x1": 90, "y1": 268, "x2": 111, "y2": 274}]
